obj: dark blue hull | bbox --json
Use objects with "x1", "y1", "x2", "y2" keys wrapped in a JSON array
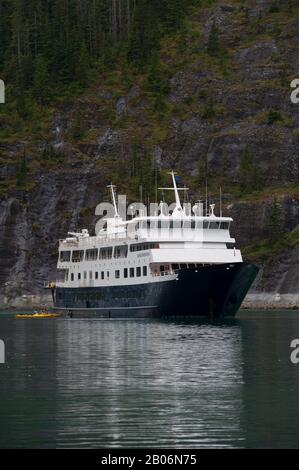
[{"x1": 53, "y1": 262, "x2": 259, "y2": 318}]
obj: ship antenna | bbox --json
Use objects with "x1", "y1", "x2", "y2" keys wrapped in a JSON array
[
  {"x1": 205, "y1": 177, "x2": 208, "y2": 216},
  {"x1": 220, "y1": 186, "x2": 223, "y2": 217},
  {"x1": 107, "y1": 183, "x2": 119, "y2": 217}
]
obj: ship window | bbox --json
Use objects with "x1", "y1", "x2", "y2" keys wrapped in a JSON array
[
  {"x1": 107, "y1": 271, "x2": 110, "y2": 279},
  {"x1": 101, "y1": 272, "x2": 104, "y2": 280},
  {"x1": 221, "y1": 222, "x2": 230, "y2": 230},
  {"x1": 143, "y1": 266, "x2": 147, "y2": 276},
  {"x1": 95, "y1": 272, "x2": 98, "y2": 280},
  {"x1": 124, "y1": 268, "x2": 128, "y2": 278},
  {"x1": 172, "y1": 264, "x2": 179, "y2": 270},
  {"x1": 84, "y1": 271, "x2": 87, "y2": 280},
  {"x1": 71, "y1": 273, "x2": 74, "y2": 281},
  {"x1": 160, "y1": 265, "x2": 165, "y2": 272},
  {"x1": 85, "y1": 249, "x2": 98, "y2": 261},
  {"x1": 130, "y1": 268, "x2": 135, "y2": 278},
  {"x1": 203, "y1": 221, "x2": 209, "y2": 229},
  {"x1": 72, "y1": 250, "x2": 84, "y2": 262},
  {"x1": 65, "y1": 271, "x2": 69, "y2": 282},
  {"x1": 191, "y1": 220, "x2": 196, "y2": 229},
  {"x1": 210, "y1": 221, "x2": 220, "y2": 229},
  {"x1": 78, "y1": 273, "x2": 81, "y2": 280},
  {"x1": 180, "y1": 264, "x2": 187, "y2": 269},
  {"x1": 60, "y1": 251, "x2": 71, "y2": 262},
  {"x1": 114, "y1": 245, "x2": 128, "y2": 259},
  {"x1": 99, "y1": 247, "x2": 113, "y2": 259},
  {"x1": 115, "y1": 270, "x2": 120, "y2": 279},
  {"x1": 89, "y1": 271, "x2": 92, "y2": 280},
  {"x1": 136, "y1": 267, "x2": 141, "y2": 277},
  {"x1": 188, "y1": 264, "x2": 195, "y2": 269},
  {"x1": 130, "y1": 243, "x2": 159, "y2": 252}
]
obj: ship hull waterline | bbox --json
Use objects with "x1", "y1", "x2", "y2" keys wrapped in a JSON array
[{"x1": 52, "y1": 263, "x2": 259, "y2": 319}]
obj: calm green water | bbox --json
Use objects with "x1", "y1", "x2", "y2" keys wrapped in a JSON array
[{"x1": 0, "y1": 311, "x2": 299, "y2": 449}]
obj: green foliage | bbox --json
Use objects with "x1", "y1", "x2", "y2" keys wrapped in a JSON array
[
  {"x1": 16, "y1": 151, "x2": 27, "y2": 187},
  {"x1": 238, "y1": 146, "x2": 262, "y2": 193},
  {"x1": 267, "y1": 109, "x2": 284, "y2": 125},
  {"x1": 127, "y1": 0, "x2": 191, "y2": 69},
  {"x1": 33, "y1": 55, "x2": 51, "y2": 104},
  {"x1": 201, "y1": 97, "x2": 216, "y2": 119},
  {"x1": 266, "y1": 198, "x2": 284, "y2": 242},
  {"x1": 146, "y1": 54, "x2": 170, "y2": 119},
  {"x1": 269, "y1": 1, "x2": 280, "y2": 13},
  {"x1": 207, "y1": 22, "x2": 220, "y2": 57},
  {"x1": 244, "y1": 228, "x2": 299, "y2": 264},
  {"x1": 287, "y1": 0, "x2": 294, "y2": 16}
]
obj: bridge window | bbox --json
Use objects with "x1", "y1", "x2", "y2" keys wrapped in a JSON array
[
  {"x1": 72, "y1": 250, "x2": 84, "y2": 262},
  {"x1": 99, "y1": 247, "x2": 113, "y2": 259},
  {"x1": 209, "y1": 221, "x2": 220, "y2": 229},
  {"x1": 220, "y1": 222, "x2": 230, "y2": 230},
  {"x1": 114, "y1": 245, "x2": 128, "y2": 259},
  {"x1": 85, "y1": 249, "x2": 98, "y2": 261},
  {"x1": 60, "y1": 251, "x2": 71, "y2": 262}
]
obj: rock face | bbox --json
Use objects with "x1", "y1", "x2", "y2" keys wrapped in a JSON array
[{"x1": 0, "y1": 1, "x2": 298, "y2": 305}]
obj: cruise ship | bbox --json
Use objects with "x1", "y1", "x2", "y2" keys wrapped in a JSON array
[{"x1": 48, "y1": 172, "x2": 259, "y2": 318}]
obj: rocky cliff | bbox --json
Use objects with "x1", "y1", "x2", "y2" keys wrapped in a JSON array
[{"x1": 0, "y1": 0, "x2": 298, "y2": 305}]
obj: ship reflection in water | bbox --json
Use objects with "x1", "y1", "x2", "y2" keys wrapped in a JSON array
[{"x1": 0, "y1": 311, "x2": 299, "y2": 448}]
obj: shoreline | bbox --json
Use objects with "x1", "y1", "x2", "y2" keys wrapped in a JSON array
[{"x1": 0, "y1": 293, "x2": 298, "y2": 312}]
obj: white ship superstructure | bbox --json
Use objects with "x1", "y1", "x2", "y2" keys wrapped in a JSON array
[{"x1": 50, "y1": 172, "x2": 258, "y2": 318}]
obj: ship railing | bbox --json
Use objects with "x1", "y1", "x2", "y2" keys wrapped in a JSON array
[{"x1": 152, "y1": 270, "x2": 177, "y2": 278}]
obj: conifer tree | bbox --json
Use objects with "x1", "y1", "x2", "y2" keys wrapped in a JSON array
[
  {"x1": 33, "y1": 54, "x2": 50, "y2": 104},
  {"x1": 207, "y1": 22, "x2": 220, "y2": 56}
]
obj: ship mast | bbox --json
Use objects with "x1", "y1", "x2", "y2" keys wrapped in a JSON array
[
  {"x1": 107, "y1": 184, "x2": 119, "y2": 217},
  {"x1": 159, "y1": 171, "x2": 189, "y2": 215}
]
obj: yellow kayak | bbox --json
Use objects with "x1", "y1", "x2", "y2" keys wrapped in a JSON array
[{"x1": 16, "y1": 313, "x2": 61, "y2": 319}]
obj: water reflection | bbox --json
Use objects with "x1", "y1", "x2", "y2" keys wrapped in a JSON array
[
  {"x1": 1, "y1": 312, "x2": 299, "y2": 448},
  {"x1": 240, "y1": 312, "x2": 299, "y2": 449},
  {"x1": 54, "y1": 319, "x2": 244, "y2": 448}
]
